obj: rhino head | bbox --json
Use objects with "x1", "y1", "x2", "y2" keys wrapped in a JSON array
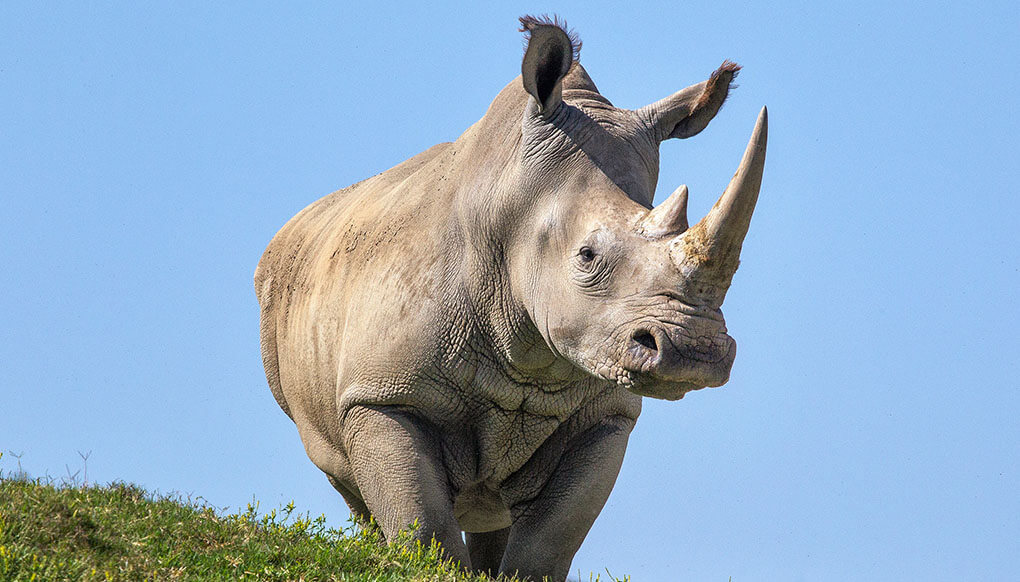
[{"x1": 506, "y1": 17, "x2": 767, "y2": 400}]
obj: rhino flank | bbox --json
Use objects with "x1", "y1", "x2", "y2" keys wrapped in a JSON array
[{"x1": 256, "y1": 16, "x2": 767, "y2": 581}]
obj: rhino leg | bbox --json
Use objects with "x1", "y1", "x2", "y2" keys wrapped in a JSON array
[
  {"x1": 500, "y1": 415, "x2": 635, "y2": 582},
  {"x1": 342, "y1": 405, "x2": 469, "y2": 566},
  {"x1": 466, "y1": 527, "x2": 510, "y2": 576},
  {"x1": 325, "y1": 474, "x2": 372, "y2": 528}
]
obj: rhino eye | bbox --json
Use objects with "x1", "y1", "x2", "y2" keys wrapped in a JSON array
[{"x1": 578, "y1": 246, "x2": 596, "y2": 262}]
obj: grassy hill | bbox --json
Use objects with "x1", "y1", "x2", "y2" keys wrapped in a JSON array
[
  {"x1": 0, "y1": 458, "x2": 627, "y2": 582},
  {"x1": 0, "y1": 478, "x2": 476, "y2": 581}
]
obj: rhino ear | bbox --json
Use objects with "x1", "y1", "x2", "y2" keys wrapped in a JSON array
[
  {"x1": 638, "y1": 61, "x2": 741, "y2": 141},
  {"x1": 519, "y1": 15, "x2": 579, "y2": 118}
]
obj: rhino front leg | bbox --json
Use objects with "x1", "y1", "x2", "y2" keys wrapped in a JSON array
[
  {"x1": 326, "y1": 474, "x2": 372, "y2": 526},
  {"x1": 342, "y1": 405, "x2": 469, "y2": 566},
  {"x1": 499, "y1": 415, "x2": 635, "y2": 582}
]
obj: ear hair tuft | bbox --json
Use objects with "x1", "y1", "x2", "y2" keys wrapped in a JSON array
[
  {"x1": 698, "y1": 60, "x2": 741, "y2": 110},
  {"x1": 519, "y1": 14, "x2": 582, "y2": 62}
]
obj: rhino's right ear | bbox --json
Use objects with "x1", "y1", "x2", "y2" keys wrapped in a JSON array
[
  {"x1": 638, "y1": 61, "x2": 741, "y2": 142},
  {"x1": 519, "y1": 15, "x2": 579, "y2": 118}
]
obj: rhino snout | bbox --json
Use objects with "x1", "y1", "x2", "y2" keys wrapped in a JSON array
[{"x1": 621, "y1": 323, "x2": 737, "y2": 396}]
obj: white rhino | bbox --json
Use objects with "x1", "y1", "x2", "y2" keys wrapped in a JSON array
[{"x1": 256, "y1": 16, "x2": 766, "y2": 581}]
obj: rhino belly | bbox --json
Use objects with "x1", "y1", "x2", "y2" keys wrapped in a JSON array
[{"x1": 453, "y1": 481, "x2": 512, "y2": 533}]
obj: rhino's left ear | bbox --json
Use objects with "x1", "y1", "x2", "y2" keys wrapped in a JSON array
[
  {"x1": 638, "y1": 61, "x2": 741, "y2": 142},
  {"x1": 519, "y1": 15, "x2": 579, "y2": 118}
]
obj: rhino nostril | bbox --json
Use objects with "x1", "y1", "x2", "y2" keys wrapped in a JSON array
[{"x1": 632, "y1": 330, "x2": 658, "y2": 352}]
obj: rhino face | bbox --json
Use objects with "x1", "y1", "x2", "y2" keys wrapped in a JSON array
[
  {"x1": 512, "y1": 18, "x2": 767, "y2": 400},
  {"x1": 542, "y1": 222, "x2": 736, "y2": 400}
]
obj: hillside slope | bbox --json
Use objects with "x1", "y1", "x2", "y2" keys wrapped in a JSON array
[{"x1": 0, "y1": 475, "x2": 507, "y2": 581}]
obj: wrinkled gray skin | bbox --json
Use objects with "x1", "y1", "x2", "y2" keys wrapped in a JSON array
[{"x1": 256, "y1": 18, "x2": 766, "y2": 582}]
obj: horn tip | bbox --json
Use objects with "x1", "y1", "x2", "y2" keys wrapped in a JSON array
[
  {"x1": 676, "y1": 184, "x2": 689, "y2": 212},
  {"x1": 747, "y1": 106, "x2": 768, "y2": 153}
]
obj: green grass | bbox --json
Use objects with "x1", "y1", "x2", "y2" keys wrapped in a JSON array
[{"x1": 0, "y1": 454, "x2": 628, "y2": 582}]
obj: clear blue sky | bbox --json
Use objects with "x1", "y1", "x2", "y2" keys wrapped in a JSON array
[{"x1": 2, "y1": 2, "x2": 1017, "y2": 580}]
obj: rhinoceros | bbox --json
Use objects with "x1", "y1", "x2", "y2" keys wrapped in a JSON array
[{"x1": 255, "y1": 16, "x2": 766, "y2": 581}]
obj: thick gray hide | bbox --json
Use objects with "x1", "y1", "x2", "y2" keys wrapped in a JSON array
[{"x1": 256, "y1": 17, "x2": 766, "y2": 582}]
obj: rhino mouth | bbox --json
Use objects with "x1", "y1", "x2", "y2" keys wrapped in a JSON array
[{"x1": 616, "y1": 322, "x2": 736, "y2": 400}]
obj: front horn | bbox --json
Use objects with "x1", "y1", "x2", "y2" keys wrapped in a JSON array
[{"x1": 671, "y1": 107, "x2": 768, "y2": 305}]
